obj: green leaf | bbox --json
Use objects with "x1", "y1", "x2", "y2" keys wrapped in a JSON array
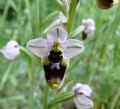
[
  {"x1": 0, "y1": 62, "x2": 14, "y2": 90},
  {"x1": 56, "y1": 0, "x2": 63, "y2": 10},
  {"x1": 70, "y1": 25, "x2": 85, "y2": 38},
  {"x1": 47, "y1": 91, "x2": 75, "y2": 108},
  {"x1": 42, "y1": 11, "x2": 58, "y2": 27},
  {"x1": 67, "y1": 0, "x2": 79, "y2": 34}
]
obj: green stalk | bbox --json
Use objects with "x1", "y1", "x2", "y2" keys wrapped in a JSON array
[
  {"x1": 43, "y1": 84, "x2": 49, "y2": 109},
  {"x1": 25, "y1": 0, "x2": 33, "y2": 34},
  {"x1": 48, "y1": 91, "x2": 75, "y2": 108},
  {"x1": 66, "y1": 0, "x2": 79, "y2": 34},
  {"x1": 110, "y1": 89, "x2": 120, "y2": 109},
  {"x1": 2, "y1": 0, "x2": 12, "y2": 21},
  {"x1": 0, "y1": 62, "x2": 14, "y2": 90},
  {"x1": 27, "y1": 56, "x2": 34, "y2": 109},
  {"x1": 34, "y1": 0, "x2": 40, "y2": 36},
  {"x1": 20, "y1": 47, "x2": 34, "y2": 109}
]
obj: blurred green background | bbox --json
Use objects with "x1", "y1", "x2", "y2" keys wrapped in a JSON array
[{"x1": 0, "y1": 0, "x2": 120, "y2": 109}]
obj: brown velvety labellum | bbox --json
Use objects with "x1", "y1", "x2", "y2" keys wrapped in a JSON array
[{"x1": 43, "y1": 61, "x2": 67, "y2": 89}]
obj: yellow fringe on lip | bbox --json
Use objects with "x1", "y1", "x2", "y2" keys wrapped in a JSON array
[
  {"x1": 49, "y1": 79, "x2": 60, "y2": 89},
  {"x1": 50, "y1": 83, "x2": 59, "y2": 89}
]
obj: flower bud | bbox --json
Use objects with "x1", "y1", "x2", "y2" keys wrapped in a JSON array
[
  {"x1": 0, "y1": 40, "x2": 20, "y2": 61},
  {"x1": 72, "y1": 83, "x2": 94, "y2": 109},
  {"x1": 59, "y1": 12, "x2": 68, "y2": 24},
  {"x1": 81, "y1": 18, "x2": 95, "y2": 40},
  {"x1": 96, "y1": 0, "x2": 118, "y2": 9},
  {"x1": 72, "y1": 83, "x2": 92, "y2": 96}
]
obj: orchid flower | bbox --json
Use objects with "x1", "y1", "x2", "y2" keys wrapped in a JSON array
[
  {"x1": 72, "y1": 83, "x2": 94, "y2": 109},
  {"x1": 81, "y1": 18, "x2": 95, "y2": 40},
  {"x1": 0, "y1": 40, "x2": 20, "y2": 61},
  {"x1": 27, "y1": 26, "x2": 85, "y2": 89}
]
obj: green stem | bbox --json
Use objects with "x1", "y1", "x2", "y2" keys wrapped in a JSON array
[
  {"x1": 20, "y1": 46, "x2": 33, "y2": 60},
  {"x1": 0, "y1": 62, "x2": 14, "y2": 90},
  {"x1": 48, "y1": 91, "x2": 75, "y2": 108},
  {"x1": 24, "y1": 0, "x2": 33, "y2": 35},
  {"x1": 43, "y1": 84, "x2": 49, "y2": 109},
  {"x1": 34, "y1": 0, "x2": 40, "y2": 36},
  {"x1": 110, "y1": 89, "x2": 120, "y2": 109},
  {"x1": 61, "y1": 0, "x2": 69, "y2": 16},
  {"x1": 20, "y1": 46, "x2": 34, "y2": 109},
  {"x1": 2, "y1": 0, "x2": 12, "y2": 21},
  {"x1": 28, "y1": 56, "x2": 34, "y2": 109},
  {"x1": 66, "y1": 0, "x2": 79, "y2": 34}
]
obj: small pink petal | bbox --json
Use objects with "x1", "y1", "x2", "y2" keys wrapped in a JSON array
[
  {"x1": 27, "y1": 38, "x2": 49, "y2": 59},
  {"x1": 63, "y1": 39, "x2": 85, "y2": 59},
  {"x1": 74, "y1": 95, "x2": 94, "y2": 109},
  {"x1": 82, "y1": 18, "x2": 95, "y2": 27},
  {"x1": 47, "y1": 26, "x2": 68, "y2": 43},
  {"x1": 72, "y1": 83, "x2": 82, "y2": 92},
  {"x1": 59, "y1": 12, "x2": 68, "y2": 23},
  {"x1": 72, "y1": 83, "x2": 92, "y2": 97},
  {"x1": 5, "y1": 40, "x2": 19, "y2": 48}
]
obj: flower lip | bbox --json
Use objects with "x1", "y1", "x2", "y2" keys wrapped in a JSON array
[
  {"x1": 106, "y1": 0, "x2": 113, "y2": 3},
  {"x1": 43, "y1": 58, "x2": 68, "y2": 89}
]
